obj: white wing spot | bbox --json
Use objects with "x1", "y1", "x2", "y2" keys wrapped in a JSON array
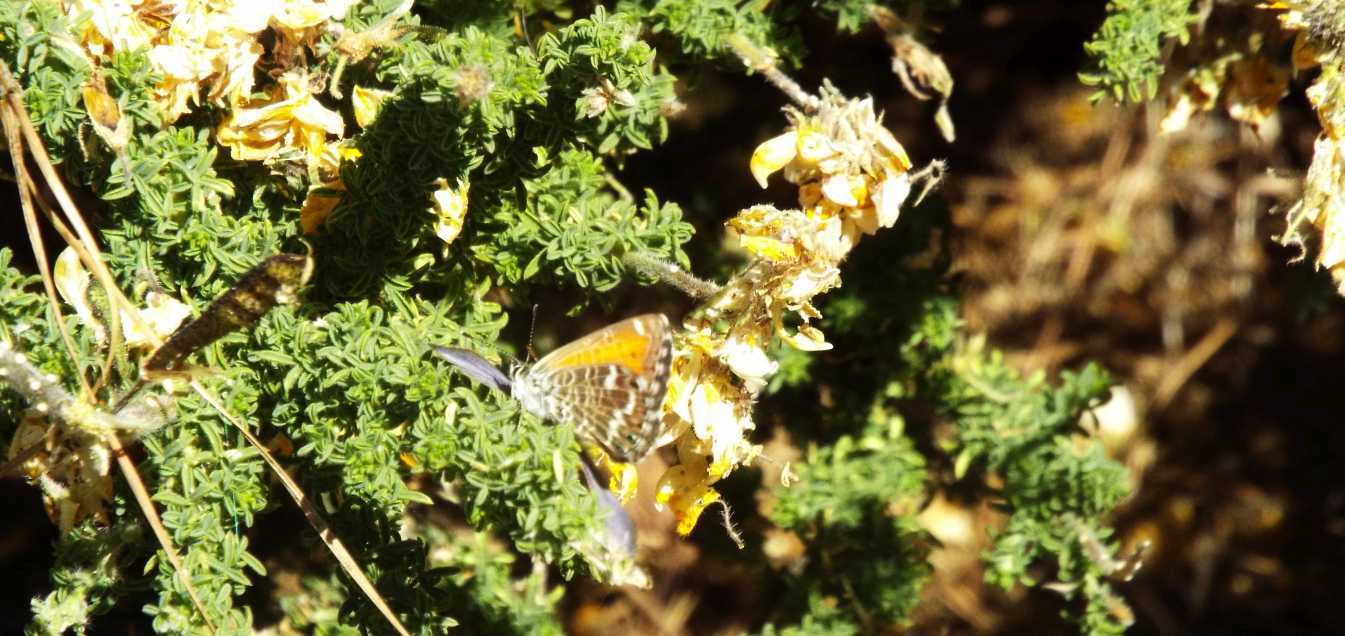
[{"x1": 608, "y1": 411, "x2": 627, "y2": 435}]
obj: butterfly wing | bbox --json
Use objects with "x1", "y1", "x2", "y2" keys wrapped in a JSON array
[
  {"x1": 579, "y1": 455, "x2": 637, "y2": 555},
  {"x1": 534, "y1": 314, "x2": 671, "y2": 378},
  {"x1": 529, "y1": 314, "x2": 672, "y2": 462},
  {"x1": 540, "y1": 363, "x2": 661, "y2": 462}
]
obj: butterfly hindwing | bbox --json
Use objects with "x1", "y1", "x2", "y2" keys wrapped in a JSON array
[
  {"x1": 537, "y1": 363, "x2": 657, "y2": 462},
  {"x1": 528, "y1": 314, "x2": 672, "y2": 463}
]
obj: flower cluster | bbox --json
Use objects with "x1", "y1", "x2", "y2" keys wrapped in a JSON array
[
  {"x1": 1156, "y1": 32, "x2": 1290, "y2": 135},
  {"x1": 67, "y1": 0, "x2": 356, "y2": 123},
  {"x1": 63, "y1": 1, "x2": 377, "y2": 231},
  {"x1": 216, "y1": 70, "x2": 345, "y2": 167},
  {"x1": 1264, "y1": 2, "x2": 1345, "y2": 292},
  {"x1": 653, "y1": 85, "x2": 916, "y2": 534}
]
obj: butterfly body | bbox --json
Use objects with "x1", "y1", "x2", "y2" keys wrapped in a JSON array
[{"x1": 435, "y1": 314, "x2": 672, "y2": 463}]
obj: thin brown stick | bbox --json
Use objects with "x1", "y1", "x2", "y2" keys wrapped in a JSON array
[
  {"x1": 0, "y1": 344, "x2": 215, "y2": 628},
  {"x1": 106, "y1": 432, "x2": 217, "y2": 633},
  {"x1": 1, "y1": 63, "x2": 143, "y2": 353},
  {"x1": 2, "y1": 107, "x2": 93, "y2": 401},
  {"x1": 191, "y1": 382, "x2": 415, "y2": 636},
  {"x1": 4, "y1": 57, "x2": 408, "y2": 636},
  {"x1": 23, "y1": 178, "x2": 120, "y2": 393},
  {"x1": 3, "y1": 61, "x2": 211, "y2": 628},
  {"x1": 726, "y1": 34, "x2": 821, "y2": 111}
]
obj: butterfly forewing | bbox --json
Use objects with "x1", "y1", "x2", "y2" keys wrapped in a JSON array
[
  {"x1": 534, "y1": 315, "x2": 668, "y2": 378},
  {"x1": 528, "y1": 314, "x2": 672, "y2": 462}
]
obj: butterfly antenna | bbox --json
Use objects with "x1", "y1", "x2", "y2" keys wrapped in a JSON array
[{"x1": 526, "y1": 303, "x2": 540, "y2": 362}]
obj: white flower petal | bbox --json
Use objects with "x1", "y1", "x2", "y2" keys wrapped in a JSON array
[
  {"x1": 719, "y1": 337, "x2": 777, "y2": 394},
  {"x1": 821, "y1": 173, "x2": 860, "y2": 207},
  {"x1": 53, "y1": 247, "x2": 105, "y2": 344},
  {"x1": 122, "y1": 292, "x2": 191, "y2": 349},
  {"x1": 872, "y1": 170, "x2": 911, "y2": 228}
]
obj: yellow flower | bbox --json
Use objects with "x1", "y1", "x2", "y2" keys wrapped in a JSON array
[
  {"x1": 820, "y1": 173, "x2": 863, "y2": 207},
  {"x1": 738, "y1": 234, "x2": 798, "y2": 261},
  {"x1": 719, "y1": 334, "x2": 777, "y2": 393},
  {"x1": 429, "y1": 177, "x2": 470, "y2": 246},
  {"x1": 750, "y1": 131, "x2": 798, "y2": 188},
  {"x1": 300, "y1": 141, "x2": 361, "y2": 234},
  {"x1": 268, "y1": 0, "x2": 354, "y2": 68},
  {"x1": 873, "y1": 125, "x2": 913, "y2": 171},
  {"x1": 605, "y1": 455, "x2": 640, "y2": 504},
  {"x1": 779, "y1": 262, "x2": 841, "y2": 305},
  {"x1": 69, "y1": 0, "x2": 158, "y2": 58},
  {"x1": 81, "y1": 78, "x2": 130, "y2": 152},
  {"x1": 654, "y1": 463, "x2": 721, "y2": 536},
  {"x1": 216, "y1": 71, "x2": 345, "y2": 164},
  {"x1": 312, "y1": 138, "x2": 363, "y2": 181},
  {"x1": 688, "y1": 381, "x2": 741, "y2": 461},
  {"x1": 352, "y1": 85, "x2": 394, "y2": 128},
  {"x1": 149, "y1": 38, "x2": 237, "y2": 119},
  {"x1": 871, "y1": 169, "x2": 911, "y2": 228},
  {"x1": 794, "y1": 123, "x2": 835, "y2": 165},
  {"x1": 273, "y1": 2, "x2": 330, "y2": 30},
  {"x1": 652, "y1": 85, "x2": 922, "y2": 536},
  {"x1": 778, "y1": 321, "x2": 832, "y2": 352},
  {"x1": 300, "y1": 184, "x2": 345, "y2": 235}
]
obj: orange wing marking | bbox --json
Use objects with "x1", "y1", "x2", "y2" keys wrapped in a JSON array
[{"x1": 547, "y1": 331, "x2": 654, "y2": 375}]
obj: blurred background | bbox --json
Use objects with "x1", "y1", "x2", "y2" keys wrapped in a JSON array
[
  {"x1": 3, "y1": 0, "x2": 1342, "y2": 633},
  {"x1": 586, "y1": 1, "x2": 1344, "y2": 633}
]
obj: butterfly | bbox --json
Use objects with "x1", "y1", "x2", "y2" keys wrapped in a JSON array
[{"x1": 433, "y1": 314, "x2": 673, "y2": 464}]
